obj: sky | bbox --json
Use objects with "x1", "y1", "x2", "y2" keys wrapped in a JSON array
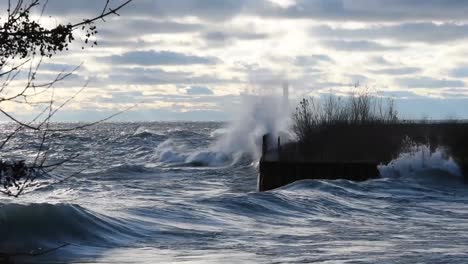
[{"x1": 4, "y1": 0, "x2": 468, "y2": 121}]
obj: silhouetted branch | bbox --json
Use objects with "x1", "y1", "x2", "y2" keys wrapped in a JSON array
[
  {"x1": 0, "y1": 0, "x2": 134, "y2": 197},
  {"x1": 1, "y1": 0, "x2": 133, "y2": 65}
]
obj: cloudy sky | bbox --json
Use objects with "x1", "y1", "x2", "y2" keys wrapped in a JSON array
[{"x1": 5, "y1": 0, "x2": 468, "y2": 121}]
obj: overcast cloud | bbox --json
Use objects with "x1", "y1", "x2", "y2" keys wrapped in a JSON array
[{"x1": 4, "y1": 0, "x2": 468, "y2": 121}]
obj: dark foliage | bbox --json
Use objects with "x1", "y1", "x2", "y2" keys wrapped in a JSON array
[
  {"x1": 0, "y1": 160, "x2": 35, "y2": 192},
  {"x1": 292, "y1": 93, "x2": 398, "y2": 144},
  {"x1": 287, "y1": 122, "x2": 468, "y2": 162},
  {"x1": 286, "y1": 93, "x2": 468, "y2": 175},
  {"x1": 0, "y1": 0, "x2": 131, "y2": 66}
]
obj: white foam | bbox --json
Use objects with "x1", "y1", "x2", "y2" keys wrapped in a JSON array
[
  {"x1": 133, "y1": 126, "x2": 161, "y2": 136},
  {"x1": 210, "y1": 128, "x2": 227, "y2": 138},
  {"x1": 378, "y1": 144, "x2": 462, "y2": 178},
  {"x1": 209, "y1": 94, "x2": 291, "y2": 162},
  {"x1": 154, "y1": 139, "x2": 188, "y2": 163}
]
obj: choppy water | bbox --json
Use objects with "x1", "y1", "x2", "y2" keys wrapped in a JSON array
[{"x1": 1, "y1": 122, "x2": 468, "y2": 263}]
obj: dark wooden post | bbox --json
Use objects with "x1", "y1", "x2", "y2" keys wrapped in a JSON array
[
  {"x1": 262, "y1": 134, "x2": 269, "y2": 159},
  {"x1": 277, "y1": 136, "x2": 281, "y2": 160}
]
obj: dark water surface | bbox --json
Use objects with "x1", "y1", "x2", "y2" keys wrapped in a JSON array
[{"x1": 1, "y1": 122, "x2": 468, "y2": 263}]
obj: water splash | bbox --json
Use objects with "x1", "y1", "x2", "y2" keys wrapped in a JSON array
[
  {"x1": 378, "y1": 144, "x2": 462, "y2": 178},
  {"x1": 210, "y1": 94, "x2": 291, "y2": 161},
  {"x1": 153, "y1": 94, "x2": 291, "y2": 166}
]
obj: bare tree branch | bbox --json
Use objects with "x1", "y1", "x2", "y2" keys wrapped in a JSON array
[{"x1": 0, "y1": 0, "x2": 135, "y2": 197}]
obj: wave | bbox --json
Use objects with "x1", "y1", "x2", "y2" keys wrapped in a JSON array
[
  {"x1": 210, "y1": 128, "x2": 227, "y2": 138},
  {"x1": 131, "y1": 127, "x2": 167, "y2": 140},
  {"x1": 0, "y1": 203, "x2": 139, "y2": 253},
  {"x1": 103, "y1": 164, "x2": 153, "y2": 174},
  {"x1": 154, "y1": 139, "x2": 188, "y2": 164},
  {"x1": 167, "y1": 130, "x2": 207, "y2": 139},
  {"x1": 378, "y1": 145, "x2": 462, "y2": 180},
  {"x1": 185, "y1": 151, "x2": 234, "y2": 167},
  {"x1": 200, "y1": 179, "x2": 390, "y2": 221},
  {"x1": 153, "y1": 139, "x2": 243, "y2": 167}
]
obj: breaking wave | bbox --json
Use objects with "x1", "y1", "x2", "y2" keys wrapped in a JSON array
[
  {"x1": 153, "y1": 139, "x2": 237, "y2": 166},
  {"x1": 378, "y1": 144, "x2": 462, "y2": 182},
  {"x1": 0, "y1": 203, "x2": 139, "y2": 253},
  {"x1": 131, "y1": 127, "x2": 167, "y2": 140}
]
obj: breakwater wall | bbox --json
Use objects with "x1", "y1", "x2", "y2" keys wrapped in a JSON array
[
  {"x1": 258, "y1": 122, "x2": 468, "y2": 191},
  {"x1": 259, "y1": 160, "x2": 379, "y2": 192}
]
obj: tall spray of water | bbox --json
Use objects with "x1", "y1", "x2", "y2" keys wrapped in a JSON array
[
  {"x1": 154, "y1": 85, "x2": 292, "y2": 166},
  {"x1": 211, "y1": 92, "x2": 291, "y2": 162}
]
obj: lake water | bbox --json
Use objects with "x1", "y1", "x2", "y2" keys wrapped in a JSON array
[{"x1": 1, "y1": 122, "x2": 468, "y2": 263}]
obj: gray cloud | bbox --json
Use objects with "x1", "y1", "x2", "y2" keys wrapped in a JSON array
[
  {"x1": 5, "y1": 70, "x2": 87, "y2": 88},
  {"x1": 347, "y1": 74, "x2": 368, "y2": 84},
  {"x1": 185, "y1": 86, "x2": 214, "y2": 95},
  {"x1": 40, "y1": 63, "x2": 83, "y2": 72},
  {"x1": 92, "y1": 19, "x2": 204, "y2": 50},
  {"x1": 450, "y1": 66, "x2": 468, "y2": 78},
  {"x1": 323, "y1": 40, "x2": 403, "y2": 51},
  {"x1": 371, "y1": 67, "x2": 421, "y2": 75},
  {"x1": 98, "y1": 67, "x2": 240, "y2": 86},
  {"x1": 36, "y1": 0, "x2": 249, "y2": 21},
  {"x1": 32, "y1": 0, "x2": 112, "y2": 16},
  {"x1": 127, "y1": 0, "x2": 251, "y2": 21},
  {"x1": 311, "y1": 23, "x2": 468, "y2": 43},
  {"x1": 51, "y1": 108, "x2": 230, "y2": 122},
  {"x1": 396, "y1": 77, "x2": 465, "y2": 88},
  {"x1": 202, "y1": 31, "x2": 269, "y2": 45},
  {"x1": 99, "y1": 20, "x2": 204, "y2": 39},
  {"x1": 369, "y1": 56, "x2": 393, "y2": 65},
  {"x1": 26, "y1": 0, "x2": 468, "y2": 25},
  {"x1": 101, "y1": 50, "x2": 220, "y2": 66},
  {"x1": 10, "y1": 0, "x2": 468, "y2": 121},
  {"x1": 258, "y1": 0, "x2": 468, "y2": 22},
  {"x1": 438, "y1": 88, "x2": 468, "y2": 98},
  {"x1": 104, "y1": 67, "x2": 189, "y2": 85},
  {"x1": 376, "y1": 90, "x2": 423, "y2": 99},
  {"x1": 85, "y1": 90, "x2": 242, "y2": 122},
  {"x1": 295, "y1": 55, "x2": 333, "y2": 66},
  {"x1": 97, "y1": 91, "x2": 145, "y2": 104},
  {"x1": 94, "y1": 39, "x2": 153, "y2": 49}
]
